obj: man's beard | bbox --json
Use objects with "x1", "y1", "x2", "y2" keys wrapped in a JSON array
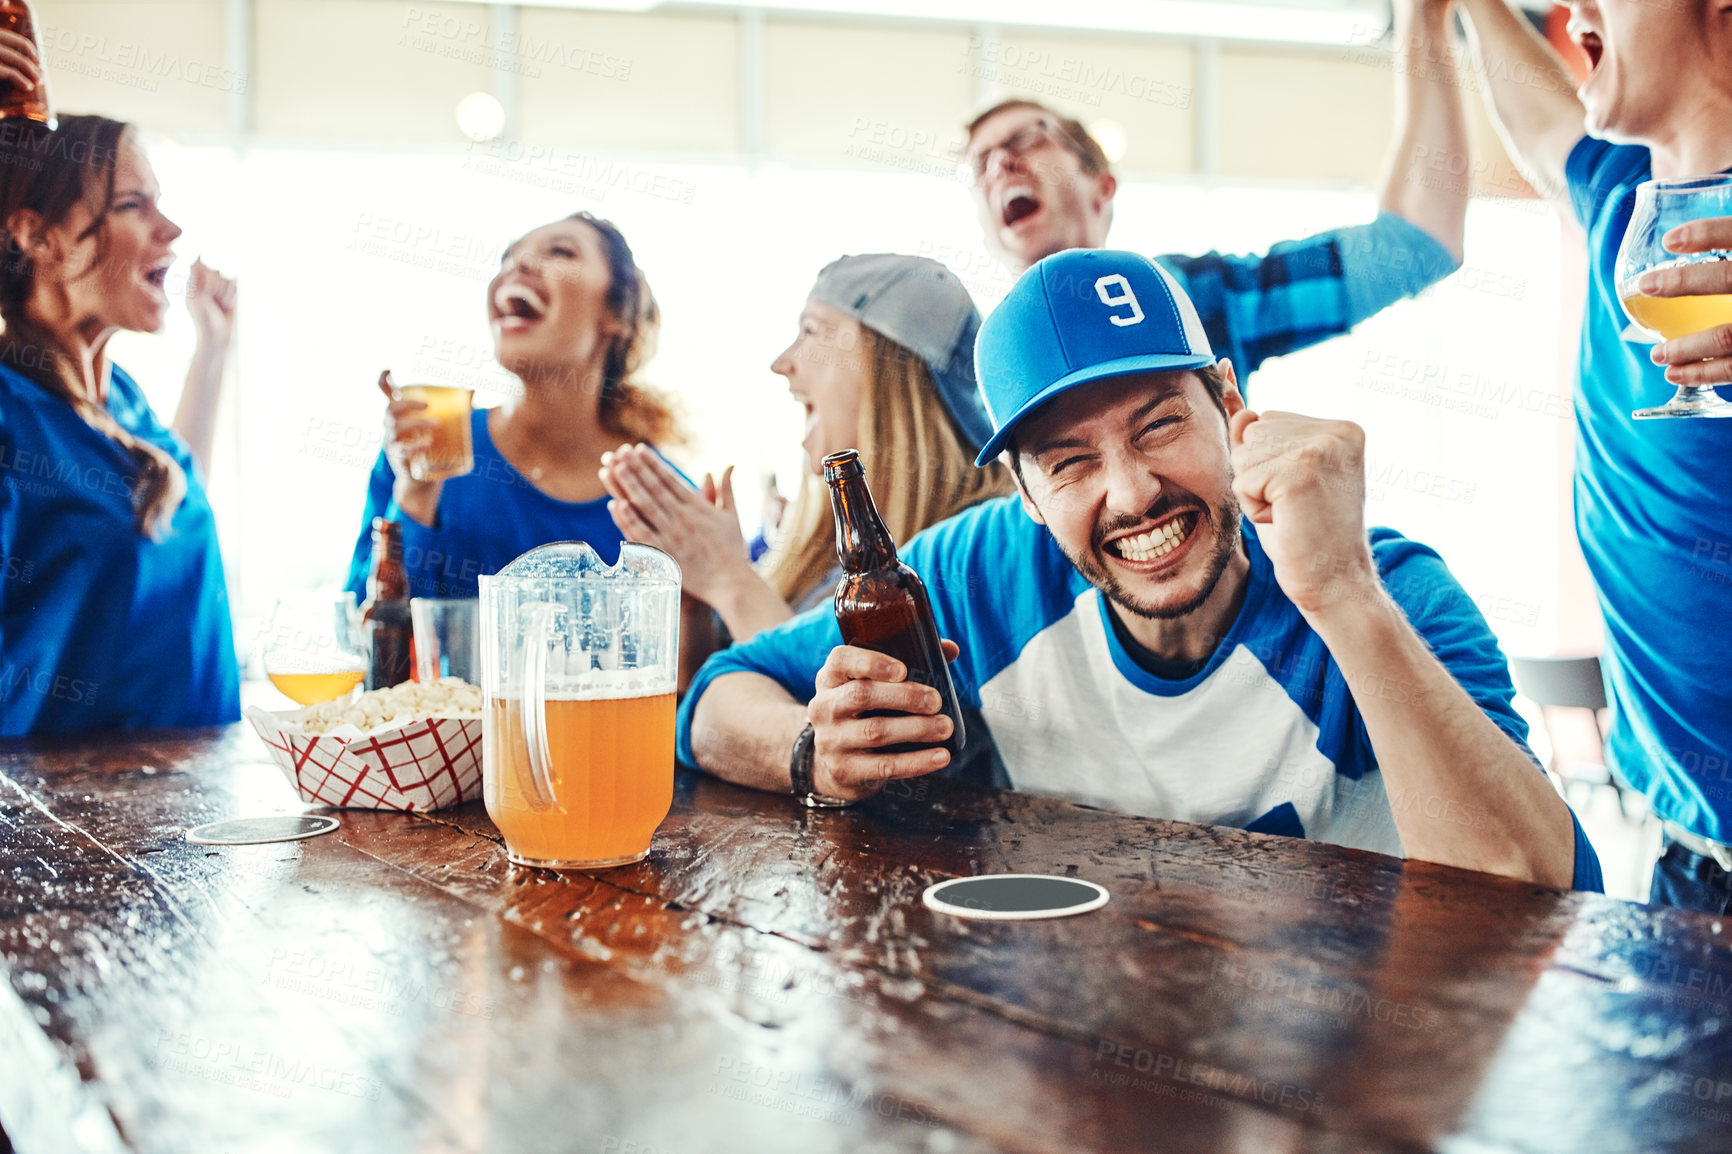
[{"x1": 1055, "y1": 491, "x2": 1243, "y2": 622}]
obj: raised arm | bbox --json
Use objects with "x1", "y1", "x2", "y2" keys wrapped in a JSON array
[
  {"x1": 1456, "y1": 0, "x2": 1587, "y2": 205},
  {"x1": 1376, "y1": 0, "x2": 1471, "y2": 262},
  {"x1": 1230, "y1": 409, "x2": 1581, "y2": 888},
  {"x1": 171, "y1": 261, "x2": 236, "y2": 477}
]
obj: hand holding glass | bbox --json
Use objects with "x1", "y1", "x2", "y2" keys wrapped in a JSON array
[
  {"x1": 1616, "y1": 175, "x2": 1732, "y2": 419},
  {"x1": 383, "y1": 372, "x2": 475, "y2": 481}
]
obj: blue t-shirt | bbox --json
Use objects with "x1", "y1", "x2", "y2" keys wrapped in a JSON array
[
  {"x1": 0, "y1": 363, "x2": 240, "y2": 735},
  {"x1": 1566, "y1": 138, "x2": 1732, "y2": 841},
  {"x1": 678, "y1": 497, "x2": 1602, "y2": 892},
  {"x1": 345, "y1": 408, "x2": 662, "y2": 600}
]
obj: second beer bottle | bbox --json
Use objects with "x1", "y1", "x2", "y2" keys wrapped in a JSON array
[
  {"x1": 360, "y1": 517, "x2": 414, "y2": 690},
  {"x1": 823, "y1": 449, "x2": 966, "y2": 760}
]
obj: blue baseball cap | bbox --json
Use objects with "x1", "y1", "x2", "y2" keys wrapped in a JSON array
[{"x1": 972, "y1": 249, "x2": 1216, "y2": 467}]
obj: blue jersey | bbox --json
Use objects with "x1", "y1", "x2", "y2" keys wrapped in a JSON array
[
  {"x1": 1566, "y1": 138, "x2": 1732, "y2": 841},
  {"x1": 0, "y1": 363, "x2": 240, "y2": 735},
  {"x1": 1161, "y1": 212, "x2": 1459, "y2": 381},
  {"x1": 345, "y1": 409, "x2": 670, "y2": 601},
  {"x1": 678, "y1": 497, "x2": 1602, "y2": 891}
]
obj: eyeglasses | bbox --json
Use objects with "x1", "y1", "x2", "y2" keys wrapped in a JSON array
[{"x1": 962, "y1": 119, "x2": 1069, "y2": 183}]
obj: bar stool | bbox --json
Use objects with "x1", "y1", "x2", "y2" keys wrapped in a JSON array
[{"x1": 1509, "y1": 655, "x2": 1642, "y2": 820}]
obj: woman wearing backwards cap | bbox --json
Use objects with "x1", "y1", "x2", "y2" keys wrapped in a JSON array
[{"x1": 601, "y1": 253, "x2": 1011, "y2": 648}]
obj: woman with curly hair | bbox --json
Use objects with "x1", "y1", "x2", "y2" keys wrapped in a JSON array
[
  {"x1": 0, "y1": 114, "x2": 241, "y2": 735},
  {"x1": 345, "y1": 211, "x2": 683, "y2": 602}
]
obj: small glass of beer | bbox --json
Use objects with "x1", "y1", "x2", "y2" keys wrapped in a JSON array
[
  {"x1": 479, "y1": 542, "x2": 681, "y2": 869},
  {"x1": 395, "y1": 384, "x2": 475, "y2": 480},
  {"x1": 261, "y1": 593, "x2": 367, "y2": 705},
  {"x1": 1615, "y1": 174, "x2": 1732, "y2": 419}
]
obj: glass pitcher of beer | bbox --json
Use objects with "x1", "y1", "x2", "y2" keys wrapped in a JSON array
[{"x1": 479, "y1": 542, "x2": 680, "y2": 869}]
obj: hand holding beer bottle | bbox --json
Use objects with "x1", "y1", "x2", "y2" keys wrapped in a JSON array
[
  {"x1": 809, "y1": 449, "x2": 967, "y2": 802},
  {"x1": 808, "y1": 638, "x2": 963, "y2": 802}
]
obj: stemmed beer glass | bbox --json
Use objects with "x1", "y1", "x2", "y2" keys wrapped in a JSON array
[
  {"x1": 260, "y1": 593, "x2": 366, "y2": 706},
  {"x1": 1615, "y1": 174, "x2": 1732, "y2": 419}
]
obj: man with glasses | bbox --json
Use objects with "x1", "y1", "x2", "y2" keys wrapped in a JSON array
[{"x1": 962, "y1": 0, "x2": 1470, "y2": 387}]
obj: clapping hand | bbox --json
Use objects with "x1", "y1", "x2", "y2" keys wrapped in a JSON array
[{"x1": 600, "y1": 443, "x2": 754, "y2": 609}]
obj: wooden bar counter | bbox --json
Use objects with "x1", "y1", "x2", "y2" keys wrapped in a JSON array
[{"x1": 2, "y1": 723, "x2": 1730, "y2": 1153}]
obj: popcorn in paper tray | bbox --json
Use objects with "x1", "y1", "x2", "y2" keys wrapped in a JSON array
[{"x1": 244, "y1": 679, "x2": 484, "y2": 811}]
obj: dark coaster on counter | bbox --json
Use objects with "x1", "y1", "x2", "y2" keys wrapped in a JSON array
[
  {"x1": 185, "y1": 815, "x2": 341, "y2": 846},
  {"x1": 922, "y1": 874, "x2": 1109, "y2": 921}
]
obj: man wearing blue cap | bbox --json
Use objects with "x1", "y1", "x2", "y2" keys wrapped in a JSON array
[{"x1": 677, "y1": 249, "x2": 1601, "y2": 891}]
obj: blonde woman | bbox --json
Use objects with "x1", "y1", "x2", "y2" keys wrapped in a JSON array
[{"x1": 601, "y1": 254, "x2": 1011, "y2": 646}]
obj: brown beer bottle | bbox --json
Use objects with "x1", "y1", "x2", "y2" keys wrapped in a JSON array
[
  {"x1": 0, "y1": 2, "x2": 51, "y2": 126},
  {"x1": 824, "y1": 450, "x2": 965, "y2": 759},
  {"x1": 359, "y1": 518, "x2": 413, "y2": 689}
]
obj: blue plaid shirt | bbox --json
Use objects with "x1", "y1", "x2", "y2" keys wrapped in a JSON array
[{"x1": 1157, "y1": 212, "x2": 1459, "y2": 382}]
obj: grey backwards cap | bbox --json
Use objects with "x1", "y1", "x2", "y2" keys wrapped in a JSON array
[{"x1": 807, "y1": 253, "x2": 995, "y2": 455}]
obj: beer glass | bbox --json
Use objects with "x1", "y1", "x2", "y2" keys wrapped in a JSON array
[
  {"x1": 479, "y1": 542, "x2": 680, "y2": 869},
  {"x1": 1615, "y1": 174, "x2": 1732, "y2": 419},
  {"x1": 261, "y1": 594, "x2": 366, "y2": 705},
  {"x1": 395, "y1": 384, "x2": 475, "y2": 479}
]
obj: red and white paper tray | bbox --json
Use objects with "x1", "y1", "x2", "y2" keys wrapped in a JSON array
[{"x1": 244, "y1": 704, "x2": 483, "y2": 811}]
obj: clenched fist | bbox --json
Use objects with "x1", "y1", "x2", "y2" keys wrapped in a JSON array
[{"x1": 1229, "y1": 409, "x2": 1378, "y2": 618}]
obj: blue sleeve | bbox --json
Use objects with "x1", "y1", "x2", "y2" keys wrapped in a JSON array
[
  {"x1": 1569, "y1": 813, "x2": 1604, "y2": 894},
  {"x1": 0, "y1": 396, "x2": 13, "y2": 662},
  {"x1": 1565, "y1": 134, "x2": 1649, "y2": 231},
  {"x1": 1156, "y1": 212, "x2": 1458, "y2": 380},
  {"x1": 1374, "y1": 529, "x2": 1530, "y2": 750},
  {"x1": 345, "y1": 451, "x2": 396, "y2": 602},
  {"x1": 1373, "y1": 528, "x2": 1602, "y2": 893},
  {"x1": 1336, "y1": 213, "x2": 1461, "y2": 334},
  {"x1": 676, "y1": 605, "x2": 841, "y2": 768}
]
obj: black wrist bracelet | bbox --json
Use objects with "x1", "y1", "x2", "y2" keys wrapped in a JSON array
[{"x1": 789, "y1": 722, "x2": 854, "y2": 808}]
